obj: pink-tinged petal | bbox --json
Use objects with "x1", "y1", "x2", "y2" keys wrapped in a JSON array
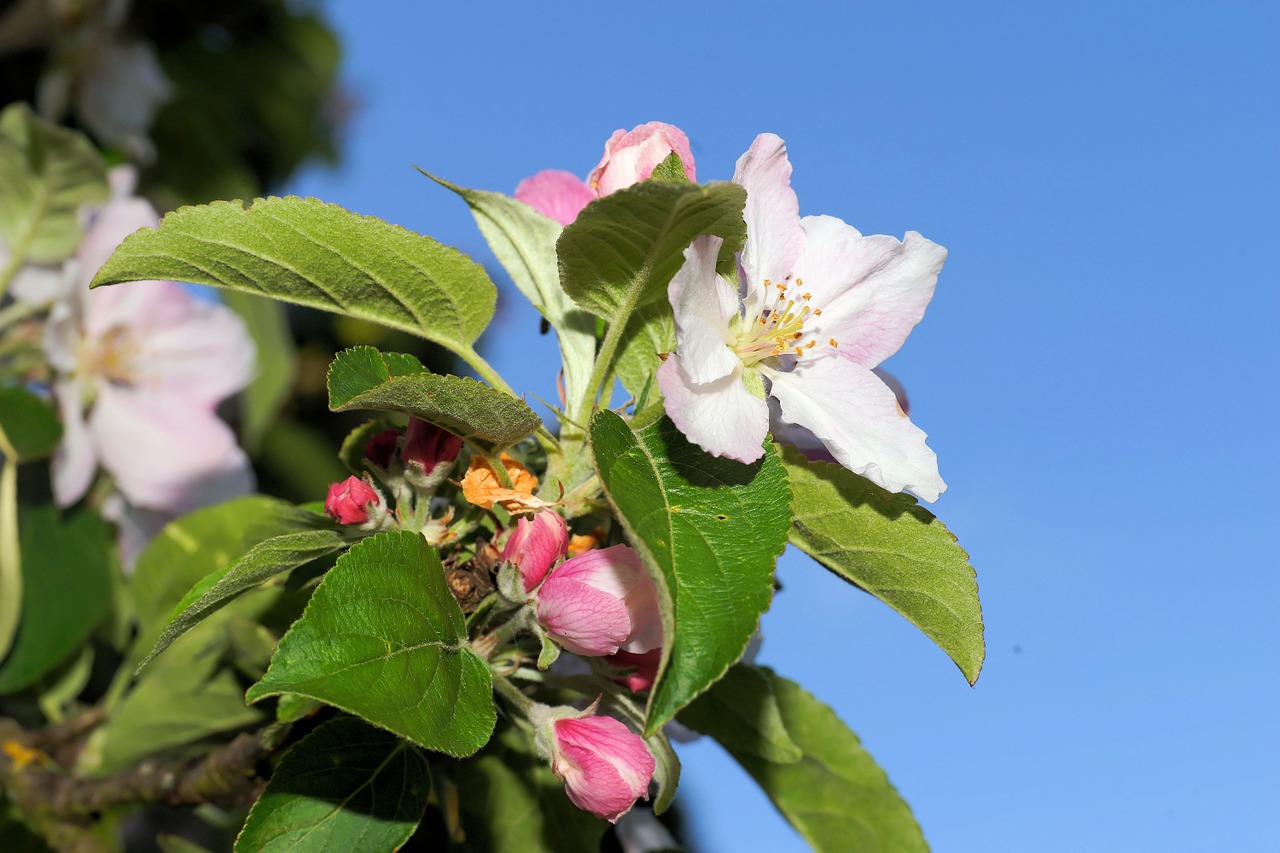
[
  {"x1": 765, "y1": 356, "x2": 945, "y2": 502},
  {"x1": 668, "y1": 235, "x2": 740, "y2": 385},
  {"x1": 88, "y1": 384, "x2": 254, "y2": 512},
  {"x1": 554, "y1": 715, "x2": 655, "y2": 822},
  {"x1": 796, "y1": 217, "x2": 946, "y2": 368},
  {"x1": 587, "y1": 122, "x2": 696, "y2": 197},
  {"x1": 402, "y1": 418, "x2": 463, "y2": 473},
  {"x1": 515, "y1": 170, "x2": 595, "y2": 226},
  {"x1": 51, "y1": 381, "x2": 97, "y2": 507},
  {"x1": 657, "y1": 357, "x2": 768, "y2": 463},
  {"x1": 732, "y1": 133, "x2": 804, "y2": 316},
  {"x1": 502, "y1": 510, "x2": 569, "y2": 591},
  {"x1": 129, "y1": 289, "x2": 256, "y2": 406},
  {"x1": 536, "y1": 578, "x2": 632, "y2": 656}
]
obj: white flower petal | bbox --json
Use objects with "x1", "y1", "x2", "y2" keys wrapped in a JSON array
[
  {"x1": 657, "y1": 356, "x2": 768, "y2": 463},
  {"x1": 51, "y1": 381, "x2": 97, "y2": 508},
  {"x1": 796, "y1": 216, "x2": 946, "y2": 368},
  {"x1": 668, "y1": 235, "x2": 739, "y2": 385},
  {"x1": 89, "y1": 385, "x2": 253, "y2": 512},
  {"x1": 134, "y1": 297, "x2": 256, "y2": 406},
  {"x1": 765, "y1": 355, "x2": 945, "y2": 501},
  {"x1": 733, "y1": 134, "x2": 804, "y2": 317}
]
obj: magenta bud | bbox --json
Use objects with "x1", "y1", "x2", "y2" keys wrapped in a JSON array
[
  {"x1": 324, "y1": 476, "x2": 381, "y2": 525},
  {"x1": 501, "y1": 510, "x2": 569, "y2": 592},
  {"x1": 363, "y1": 428, "x2": 401, "y2": 469},
  {"x1": 403, "y1": 418, "x2": 463, "y2": 473},
  {"x1": 546, "y1": 714, "x2": 655, "y2": 823}
]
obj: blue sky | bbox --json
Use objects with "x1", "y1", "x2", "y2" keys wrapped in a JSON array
[{"x1": 288, "y1": 2, "x2": 1280, "y2": 849}]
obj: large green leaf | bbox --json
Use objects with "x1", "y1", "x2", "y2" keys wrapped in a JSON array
[
  {"x1": 246, "y1": 531, "x2": 496, "y2": 757},
  {"x1": 235, "y1": 717, "x2": 430, "y2": 852},
  {"x1": 327, "y1": 346, "x2": 540, "y2": 451},
  {"x1": 591, "y1": 411, "x2": 791, "y2": 734},
  {"x1": 676, "y1": 664, "x2": 801, "y2": 764},
  {"x1": 0, "y1": 504, "x2": 112, "y2": 693},
  {"x1": 424, "y1": 173, "x2": 597, "y2": 410},
  {"x1": 130, "y1": 496, "x2": 328, "y2": 653},
  {"x1": 0, "y1": 387, "x2": 62, "y2": 462},
  {"x1": 782, "y1": 447, "x2": 985, "y2": 684},
  {"x1": 90, "y1": 196, "x2": 496, "y2": 357},
  {"x1": 689, "y1": 668, "x2": 927, "y2": 852},
  {"x1": 0, "y1": 103, "x2": 108, "y2": 266},
  {"x1": 557, "y1": 179, "x2": 746, "y2": 323},
  {"x1": 612, "y1": 302, "x2": 674, "y2": 407},
  {"x1": 138, "y1": 527, "x2": 346, "y2": 673},
  {"x1": 451, "y1": 725, "x2": 606, "y2": 853}
]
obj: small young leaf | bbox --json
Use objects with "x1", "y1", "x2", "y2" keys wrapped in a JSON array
[
  {"x1": 235, "y1": 717, "x2": 430, "y2": 853},
  {"x1": 246, "y1": 531, "x2": 496, "y2": 757},
  {"x1": 423, "y1": 172, "x2": 597, "y2": 410},
  {"x1": 451, "y1": 725, "x2": 607, "y2": 853},
  {"x1": 0, "y1": 103, "x2": 108, "y2": 265},
  {"x1": 327, "y1": 346, "x2": 540, "y2": 451},
  {"x1": 687, "y1": 668, "x2": 928, "y2": 852},
  {"x1": 89, "y1": 196, "x2": 496, "y2": 358},
  {"x1": 676, "y1": 664, "x2": 802, "y2": 764},
  {"x1": 0, "y1": 387, "x2": 62, "y2": 462},
  {"x1": 591, "y1": 411, "x2": 791, "y2": 734},
  {"x1": 138, "y1": 527, "x2": 346, "y2": 673},
  {"x1": 782, "y1": 446, "x2": 985, "y2": 684},
  {"x1": 648, "y1": 152, "x2": 689, "y2": 183},
  {"x1": 558, "y1": 180, "x2": 746, "y2": 324},
  {"x1": 0, "y1": 504, "x2": 112, "y2": 693}
]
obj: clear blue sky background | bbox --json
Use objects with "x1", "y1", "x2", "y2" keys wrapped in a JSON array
[{"x1": 287, "y1": 3, "x2": 1280, "y2": 850}]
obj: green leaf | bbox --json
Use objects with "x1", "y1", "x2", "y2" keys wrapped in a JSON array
[
  {"x1": 423, "y1": 173, "x2": 597, "y2": 410},
  {"x1": 138, "y1": 528, "x2": 346, "y2": 673},
  {"x1": 0, "y1": 103, "x2": 108, "y2": 265},
  {"x1": 0, "y1": 387, "x2": 62, "y2": 462},
  {"x1": 451, "y1": 725, "x2": 606, "y2": 853},
  {"x1": 558, "y1": 180, "x2": 746, "y2": 323},
  {"x1": 611, "y1": 303, "x2": 674, "y2": 407},
  {"x1": 157, "y1": 837, "x2": 212, "y2": 853},
  {"x1": 676, "y1": 664, "x2": 802, "y2": 764},
  {"x1": 235, "y1": 717, "x2": 430, "y2": 852},
  {"x1": 222, "y1": 291, "x2": 297, "y2": 454},
  {"x1": 327, "y1": 346, "x2": 540, "y2": 451},
  {"x1": 648, "y1": 152, "x2": 689, "y2": 183},
  {"x1": 246, "y1": 531, "x2": 496, "y2": 757},
  {"x1": 688, "y1": 668, "x2": 927, "y2": 852},
  {"x1": 782, "y1": 447, "x2": 985, "y2": 684},
  {"x1": 0, "y1": 504, "x2": 112, "y2": 693},
  {"x1": 79, "y1": 605, "x2": 271, "y2": 777},
  {"x1": 90, "y1": 196, "x2": 496, "y2": 358},
  {"x1": 130, "y1": 497, "x2": 328, "y2": 658},
  {"x1": 591, "y1": 411, "x2": 791, "y2": 734}
]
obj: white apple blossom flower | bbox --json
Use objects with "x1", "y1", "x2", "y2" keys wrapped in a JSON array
[{"x1": 657, "y1": 133, "x2": 947, "y2": 502}]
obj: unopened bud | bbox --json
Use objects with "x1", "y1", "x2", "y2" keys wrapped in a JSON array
[{"x1": 324, "y1": 476, "x2": 382, "y2": 525}]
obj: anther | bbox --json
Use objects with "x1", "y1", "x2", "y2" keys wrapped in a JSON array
[{"x1": 828, "y1": 338, "x2": 838, "y2": 348}]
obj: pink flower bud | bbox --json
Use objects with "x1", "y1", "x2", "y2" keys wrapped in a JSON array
[
  {"x1": 604, "y1": 648, "x2": 661, "y2": 693},
  {"x1": 533, "y1": 545, "x2": 663, "y2": 657},
  {"x1": 402, "y1": 418, "x2": 463, "y2": 473},
  {"x1": 514, "y1": 170, "x2": 597, "y2": 226},
  {"x1": 587, "y1": 122, "x2": 697, "y2": 197},
  {"x1": 501, "y1": 510, "x2": 569, "y2": 591},
  {"x1": 363, "y1": 428, "x2": 401, "y2": 469},
  {"x1": 324, "y1": 476, "x2": 381, "y2": 525},
  {"x1": 548, "y1": 714, "x2": 655, "y2": 823}
]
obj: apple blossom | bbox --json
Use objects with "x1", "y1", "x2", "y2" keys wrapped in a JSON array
[
  {"x1": 501, "y1": 509, "x2": 569, "y2": 591},
  {"x1": 531, "y1": 706, "x2": 655, "y2": 823},
  {"x1": 657, "y1": 133, "x2": 948, "y2": 502},
  {"x1": 402, "y1": 417, "x2": 463, "y2": 474},
  {"x1": 515, "y1": 121, "x2": 696, "y2": 225},
  {"x1": 605, "y1": 648, "x2": 661, "y2": 693},
  {"x1": 533, "y1": 544, "x2": 662, "y2": 658},
  {"x1": 323, "y1": 476, "x2": 382, "y2": 525},
  {"x1": 43, "y1": 168, "x2": 255, "y2": 512}
]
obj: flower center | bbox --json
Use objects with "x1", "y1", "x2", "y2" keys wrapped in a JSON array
[
  {"x1": 734, "y1": 278, "x2": 838, "y2": 368},
  {"x1": 81, "y1": 327, "x2": 140, "y2": 387}
]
